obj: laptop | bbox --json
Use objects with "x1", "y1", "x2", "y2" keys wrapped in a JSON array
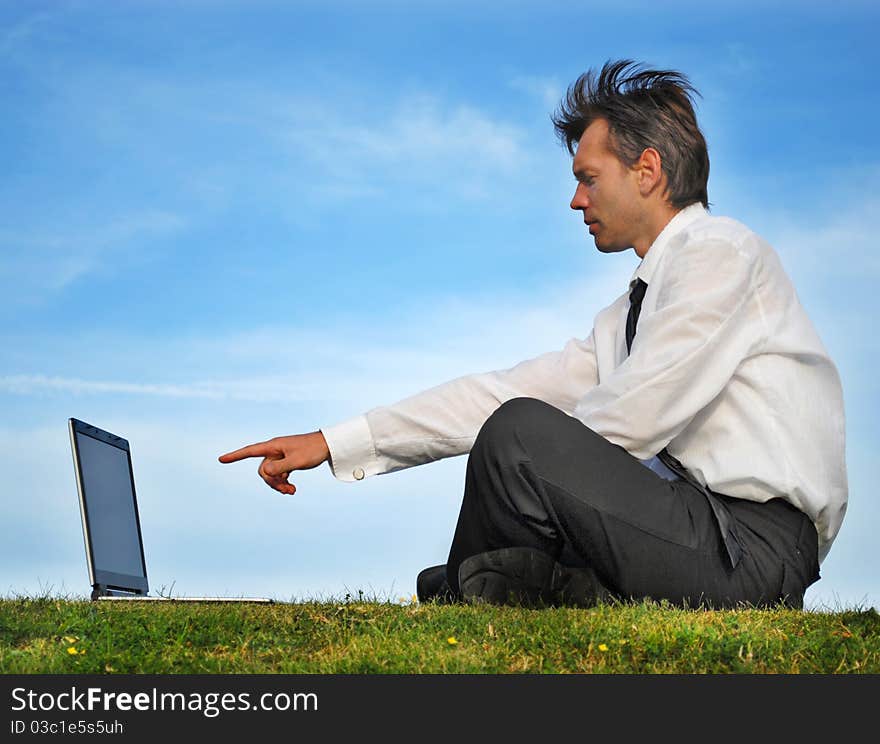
[{"x1": 68, "y1": 417, "x2": 274, "y2": 603}]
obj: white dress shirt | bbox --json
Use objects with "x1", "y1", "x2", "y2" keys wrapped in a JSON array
[{"x1": 321, "y1": 203, "x2": 848, "y2": 563}]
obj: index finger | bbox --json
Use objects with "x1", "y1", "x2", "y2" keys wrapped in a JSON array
[{"x1": 218, "y1": 441, "x2": 281, "y2": 463}]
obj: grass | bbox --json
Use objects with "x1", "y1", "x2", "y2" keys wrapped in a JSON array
[{"x1": 1, "y1": 593, "x2": 878, "y2": 674}]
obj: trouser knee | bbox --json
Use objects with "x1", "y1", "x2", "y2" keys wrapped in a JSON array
[
  {"x1": 472, "y1": 397, "x2": 608, "y2": 473},
  {"x1": 472, "y1": 397, "x2": 557, "y2": 463}
]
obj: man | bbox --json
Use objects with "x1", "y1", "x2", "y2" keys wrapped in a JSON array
[{"x1": 219, "y1": 60, "x2": 847, "y2": 609}]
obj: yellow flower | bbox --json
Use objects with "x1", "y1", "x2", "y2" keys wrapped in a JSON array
[
  {"x1": 411, "y1": 594, "x2": 418, "y2": 603},
  {"x1": 598, "y1": 643, "x2": 608, "y2": 652},
  {"x1": 447, "y1": 636, "x2": 458, "y2": 645},
  {"x1": 67, "y1": 647, "x2": 78, "y2": 655}
]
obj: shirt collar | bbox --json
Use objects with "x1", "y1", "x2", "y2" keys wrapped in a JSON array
[{"x1": 629, "y1": 202, "x2": 707, "y2": 288}]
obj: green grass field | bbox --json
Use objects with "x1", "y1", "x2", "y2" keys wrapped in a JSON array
[{"x1": 1, "y1": 595, "x2": 878, "y2": 674}]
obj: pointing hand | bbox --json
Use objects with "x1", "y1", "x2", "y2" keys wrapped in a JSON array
[{"x1": 218, "y1": 431, "x2": 330, "y2": 495}]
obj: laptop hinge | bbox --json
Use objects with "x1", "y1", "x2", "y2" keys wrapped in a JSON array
[{"x1": 91, "y1": 584, "x2": 147, "y2": 600}]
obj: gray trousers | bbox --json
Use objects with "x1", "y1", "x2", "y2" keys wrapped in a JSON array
[{"x1": 445, "y1": 397, "x2": 820, "y2": 608}]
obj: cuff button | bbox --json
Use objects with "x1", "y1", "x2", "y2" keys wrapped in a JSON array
[{"x1": 353, "y1": 467, "x2": 365, "y2": 480}]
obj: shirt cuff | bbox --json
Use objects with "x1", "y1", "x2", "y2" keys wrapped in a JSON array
[{"x1": 320, "y1": 414, "x2": 378, "y2": 483}]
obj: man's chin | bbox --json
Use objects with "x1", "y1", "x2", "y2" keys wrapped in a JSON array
[{"x1": 594, "y1": 241, "x2": 622, "y2": 254}]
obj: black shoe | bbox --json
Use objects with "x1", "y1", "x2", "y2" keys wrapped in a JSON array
[
  {"x1": 457, "y1": 547, "x2": 612, "y2": 608},
  {"x1": 416, "y1": 564, "x2": 456, "y2": 603}
]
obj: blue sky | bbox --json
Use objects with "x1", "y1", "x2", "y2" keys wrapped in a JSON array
[{"x1": 1, "y1": 0, "x2": 877, "y2": 608}]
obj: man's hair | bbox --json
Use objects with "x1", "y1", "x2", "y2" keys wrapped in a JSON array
[{"x1": 552, "y1": 59, "x2": 709, "y2": 209}]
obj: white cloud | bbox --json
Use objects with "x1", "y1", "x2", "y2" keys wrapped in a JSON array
[
  {"x1": 357, "y1": 98, "x2": 523, "y2": 165},
  {"x1": 0, "y1": 257, "x2": 631, "y2": 407},
  {"x1": 6, "y1": 58, "x2": 552, "y2": 259},
  {"x1": 508, "y1": 74, "x2": 564, "y2": 109},
  {"x1": 747, "y1": 183, "x2": 879, "y2": 282},
  {"x1": 279, "y1": 93, "x2": 535, "y2": 207},
  {"x1": 0, "y1": 9, "x2": 59, "y2": 61},
  {"x1": 0, "y1": 375, "x2": 321, "y2": 402},
  {"x1": 718, "y1": 42, "x2": 760, "y2": 77},
  {"x1": 0, "y1": 209, "x2": 186, "y2": 301}
]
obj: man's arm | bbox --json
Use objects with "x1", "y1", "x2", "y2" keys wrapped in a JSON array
[{"x1": 219, "y1": 332, "x2": 599, "y2": 491}]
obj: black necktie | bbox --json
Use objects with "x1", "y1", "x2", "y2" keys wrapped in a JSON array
[
  {"x1": 626, "y1": 279, "x2": 647, "y2": 355},
  {"x1": 624, "y1": 277, "x2": 743, "y2": 568}
]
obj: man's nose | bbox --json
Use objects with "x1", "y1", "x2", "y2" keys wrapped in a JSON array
[{"x1": 570, "y1": 182, "x2": 589, "y2": 211}]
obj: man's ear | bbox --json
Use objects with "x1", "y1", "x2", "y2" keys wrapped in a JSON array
[{"x1": 635, "y1": 147, "x2": 665, "y2": 197}]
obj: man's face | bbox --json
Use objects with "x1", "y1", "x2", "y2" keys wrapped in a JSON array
[{"x1": 569, "y1": 118, "x2": 643, "y2": 254}]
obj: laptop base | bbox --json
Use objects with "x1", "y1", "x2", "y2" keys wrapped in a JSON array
[
  {"x1": 92, "y1": 584, "x2": 275, "y2": 603},
  {"x1": 96, "y1": 596, "x2": 275, "y2": 603}
]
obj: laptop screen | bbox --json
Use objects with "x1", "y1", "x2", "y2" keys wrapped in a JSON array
[{"x1": 74, "y1": 429, "x2": 146, "y2": 580}]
